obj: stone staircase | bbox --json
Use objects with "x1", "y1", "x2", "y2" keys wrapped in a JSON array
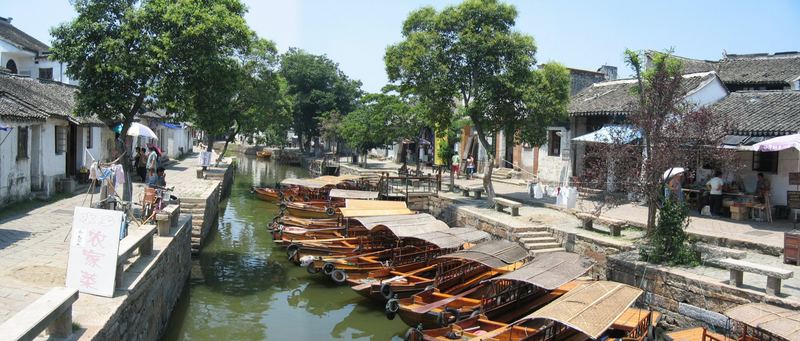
[
  {"x1": 180, "y1": 198, "x2": 215, "y2": 254},
  {"x1": 510, "y1": 225, "x2": 564, "y2": 256}
]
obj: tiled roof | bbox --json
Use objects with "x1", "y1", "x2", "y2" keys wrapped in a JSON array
[
  {"x1": 717, "y1": 53, "x2": 800, "y2": 85},
  {"x1": 0, "y1": 72, "x2": 103, "y2": 125},
  {"x1": 0, "y1": 17, "x2": 49, "y2": 54},
  {"x1": 0, "y1": 92, "x2": 48, "y2": 121},
  {"x1": 711, "y1": 90, "x2": 800, "y2": 136},
  {"x1": 646, "y1": 51, "x2": 718, "y2": 75},
  {"x1": 568, "y1": 72, "x2": 715, "y2": 116}
]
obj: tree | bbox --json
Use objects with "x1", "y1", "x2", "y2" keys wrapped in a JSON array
[
  {"x1": 280, "y1": 49, "x2": 362, "y2": 154},
  {"x1": 385, "y1": 0, "x2": 570, "y2": 199},
  {"x1": 580, "y1": 50, "x2": 738, "y2": 263},
  {"x1": 51, "y1": 0, "x2": 252, "y2": 201}
]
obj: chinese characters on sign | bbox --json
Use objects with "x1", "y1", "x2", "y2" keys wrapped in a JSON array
[{"x1": 66, "y1": 207, "x2": 123, "y2": 297}]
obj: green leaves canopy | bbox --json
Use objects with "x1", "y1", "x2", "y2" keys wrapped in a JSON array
[{"x1": 339, "y1": 93, "x2": 421, "y2": 153}]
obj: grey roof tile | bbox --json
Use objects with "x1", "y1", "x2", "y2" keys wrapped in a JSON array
[{"x1": 711, "y1": 90, "x2": 800, "y2": 136}]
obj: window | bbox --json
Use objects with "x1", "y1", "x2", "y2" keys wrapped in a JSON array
[
  {"x1": 86, "y1": 127, "x2": 93, "y2": 149},
  {"x1": 752, "y1": 151, "x2": 779, "y2": 173},
  {"x1": 38, "y1": 68, "x2": 53, "y2": 80},
  {"x1": 17, "y1": 126, "x2": 28, "y2": 159},
  {"x1": 548, "y1": 130, "x2": 561, "y2": 156},
  {"x1": 55, "y1": 126, "x2": 67, "y2": 155},
  {"x1": 5, "y1": 59, "x2": 17, "y2": 74}
]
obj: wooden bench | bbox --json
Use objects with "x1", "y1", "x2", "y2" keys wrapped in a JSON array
[
  {"x1": 493, "y1": 197, "x2": 522, "y2": 216},
  {"x1": 155, "y1": 204, "x2": 180, "y2": 237},
  {"x1": 717, "y1": 258, "x2": 794, "y2": 296},
  {"x1": 116, "y1": 226, "x2": 157, "y2": 288},
  {"x1": 457, "y1": 185, "x2": 485, "y2": 199},
  {"x1": 574, "y1": 213, "x2": 624, "y2": 236},
  {"x1": 692, "y1": 243, "x2": 746, "y2": 261},
  {"x1": 0, "y1": 287, "x2": 79, "y2": 341}
]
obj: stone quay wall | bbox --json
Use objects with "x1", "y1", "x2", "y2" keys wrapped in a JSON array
[
  {"x1": 182, "y1": 160, "x2": 234, "y2": 254},
  {"x1": 91, "y1": 214, "x2": 192, "y2": 340}
]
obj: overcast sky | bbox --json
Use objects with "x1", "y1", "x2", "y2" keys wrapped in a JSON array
[{"x1": 3, "y1": 0, "x2": 799, "y2": 92}]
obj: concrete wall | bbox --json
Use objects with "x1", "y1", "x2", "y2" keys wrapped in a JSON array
[
  {"x1": 90, "y1": 215, "x2": 192, "y2": 341},
  {"x1": 77, "y1": 126, "x2": 106, "y2": 169}
]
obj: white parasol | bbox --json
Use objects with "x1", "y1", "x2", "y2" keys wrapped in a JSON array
[
  {"x1": 127, "y1": 122, "x2": 158, "y2": 140},
  {"x1": 751, "y1": 133, "x2": 800, "y2": 152},
  {"x1": 662, "y1": 167, "x2": 685, "y2": 180}
]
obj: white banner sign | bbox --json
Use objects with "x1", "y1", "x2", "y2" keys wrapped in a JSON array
[
  {"x1": 199, "y1": 151, "x2": 212, "y2": 167},
  {"x1": 66, "y1": 207, "x2": 123, "y2": 297}
]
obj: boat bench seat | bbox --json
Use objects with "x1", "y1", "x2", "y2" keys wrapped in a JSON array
[
  {"x1": 693, "y1": 243, "x2": 746, "y2": 261},
  {"x1": 456, "y1": 185, "x2": 485, "y2": 199},
  {"x1": 717, "y1": 258, "x2": 794, "y2": 296},
  {"x1": 0, "y1": 287, "x2": 79, "y2": 341},
  {"x1": 574, "y1": 213, "x2": 624, "y2": 236},
  {"x1": 493, "y1": 198, "x2": 522, "y2": 216},
  {"x1": 116, "y1": 226, "x2": 157, "y2": 288}
]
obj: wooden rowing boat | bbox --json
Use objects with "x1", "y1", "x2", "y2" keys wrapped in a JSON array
[
  {"x1": 283, "y1": 201, "x2": 339, "y2": 219},
  {"x1": 256, "y1": 149, "x2": 272, "y2": 159}
]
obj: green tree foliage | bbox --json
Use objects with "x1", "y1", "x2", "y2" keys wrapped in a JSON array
[
  {"x1": 385, "y1": 0, "x2": 570, "y2": 198},
  {"x1": 279, "y1": 49, "x2": 362, "y2": 153},
  {"x1": 50, "y1": 0, "x2": 252, "y2": 200}
]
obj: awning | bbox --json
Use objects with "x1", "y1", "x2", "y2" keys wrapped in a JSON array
[
  {"x1": 725, "y1": 303, "x2": 800, "y2": 341},
  {"x1": 405, "y1": 227, "x2": 491, "y2": 249},
  {"x1": 572, "y1": 125, "x2": 640, "y2": 144},
  {"x1": 354, "y1": 213, "x2": 448, "y2": 238},
  {"x1": 0, "y1": 122, "x2": 10, "y2": 131},
  {"x1": 161, "y1": 122, "x2": 182, "y2": 129},
  {"x1": 340, "y1": 199, "x2": 413, "y2": 217},
  {"x1": 752, "y1": 133, "x2": 800, "y2": 152},
  {"x1": 437, "y1": 240, "x2": 529, "y2": 268},
  {"x1": 524, "y1": 281, "x2": 644, "y2": 340},
  {"x1": 490, "y1": 252, "x2": 594, "y2": 290},
  {"x1": 328, "y1": 189, "x2": 379, "y2": 200}
]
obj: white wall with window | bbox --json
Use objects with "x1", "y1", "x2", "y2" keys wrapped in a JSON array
[
  {"x1": 536, "y1": 127, "x2": 572, "y2": 186},
  {"x1": 0, "y1": 121, "x2": 33, "y2": 205},
  {"x1": 733, "y1": 149, "x2": 800, "y2": 206}
]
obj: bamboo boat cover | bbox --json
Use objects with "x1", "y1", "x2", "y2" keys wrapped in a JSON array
[
  {"x1": 407, "y1": 227, "x2": 491, "y2": 249},
  {"x1": 339, "y1": 199, "x2": 413, "y2": 217},
  {"x1": 725, "y1": 303, "x2": 800, "y2": 341},
  {"x1": 491, "y1": 252, "x2": 594, "y2": 290},
  {"x1": 523, "y1": 281, "x2": 644, "y2": 340},
  {"x1": 280, "y1": 175, "x2": 363, "y2": 189},
  {"x1": 328, "y1": 189, "x2": 379, "y2": 200},
  {"x1": 353, "y1": 213, "x2": 448, "y2": 237},
  {"x1": 437, "y1": 240, "x2": 529, "y2": 268}
]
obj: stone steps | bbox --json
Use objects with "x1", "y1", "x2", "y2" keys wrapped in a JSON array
[
  {"x1": 510, "y1": 226, "x2": 547, "y2": 233},
  {"x1": 530, "y1": 247, "x2": 565, "y2": 256},
  {"x1": 524, "y1": 241, "x2": 561, "y2": 250},
  {"x1": 515, "y1": 231, "x2": 552, "y2": 239},
  {"x1": 519, "y1": 236, "x2": 558, "y2": 244}
]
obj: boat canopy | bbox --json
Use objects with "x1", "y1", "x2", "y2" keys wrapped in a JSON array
[
  {"x1": 490, "y1": 252, "x2": 594, "y2": 290},
  {"x1": 725, "y1": 303, "x2": 800, "y2": 341},
  {"x1": 328, "y1": 189, "x2": 379, "y2": 200},
  {"x1": 280, "y1": 175, "x2": 363, "y2": 189},
  {"x1": 404, "y1": 227, "x2": 491, "y2": 249},
  {"x1": 437, "y1": 240, "x2": 529, "y2": 268},
  {"x1": 354, "y1": 213, "x2": 448, "y2": 238},
  {"x1": 523, "y1": 281, "x2": 644, "y2": 340},
  {"x1": 340, "y1": 199, "x2": 414, "y2": 217}
]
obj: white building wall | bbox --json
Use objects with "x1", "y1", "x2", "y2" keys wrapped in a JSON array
[
  {"x1": 734, "y1": 149, "x2": 799, "y2": 206},
  {"x1": 0, "y1": 121, "x2": 32, "y2": 204},
  {"x1": 684, "y1": 76, "x2": 728, "y2": 108},
  {"x1": 537, "y1": 127, "x2": 572, "y2": 186},
  {"x1": 78, "y1": 126, "x2": 105, "y2": 168}
]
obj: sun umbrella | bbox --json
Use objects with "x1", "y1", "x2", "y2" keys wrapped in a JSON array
[
  {"x1": 127, "y1": 122, "x2": 158, "y2": 140},
  {"x1": 662, "y1": 167, "x2": 685, "y2": 180},
  {"x1": 752, "y1": 133, "x2": 800, "y2": 152}
]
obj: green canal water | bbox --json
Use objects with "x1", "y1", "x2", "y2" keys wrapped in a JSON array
[{"x1": 162, "y1": 156, "x2": 409, "y2": 341}]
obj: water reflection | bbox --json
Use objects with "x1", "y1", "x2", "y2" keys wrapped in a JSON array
[{"x1": 162, "y1": 156, "x2": 409, "y2": 341}]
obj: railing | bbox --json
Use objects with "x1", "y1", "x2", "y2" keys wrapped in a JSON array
[{"x1": 378, "y1": 173, "x2": 440, "y2": 199}]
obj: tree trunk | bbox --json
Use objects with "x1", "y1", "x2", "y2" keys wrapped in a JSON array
[
  {"x1": 471, "y1": 117, "x2": 495, "y2": 200},
  {"x1": 217, "y1": 126, "x2": 240, "y2": 164},
  {"x1": 120, "y1": 92, "x2": 145, "y2": 202}
]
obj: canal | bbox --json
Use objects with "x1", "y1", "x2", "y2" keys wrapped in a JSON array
[{"x1": 162, "y1": 155, "x2": 410, "y2": 340}]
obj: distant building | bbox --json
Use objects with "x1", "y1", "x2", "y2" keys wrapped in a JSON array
[{"x1": 0, "y1": 16, "x2": 76, "y2": 85}]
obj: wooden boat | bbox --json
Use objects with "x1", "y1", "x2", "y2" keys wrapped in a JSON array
[
  {"x1": 407, "y1": 281, "x2": 657, "y2": 341},
  {"x1": 256, "y1": 149, "x2": 272, "y2": 159},
  {"x1": 251, "y1": 186, "x2": 299, "y2": 203},
  {"x1": 664, "y1": 327, "x2": 732, "y2": 341},
  {"x1": 283, "y1": 201, "x2": 339, "y2": 219},
  {"x1": 348, "y1": 228, "x2": 492, "y2": 300},
  {"x1": 720, "y1": 303, "x2": 799, "y2": 341},
  {"x1": 390, "y1": 240, "x2": 534, "y2": 328}
]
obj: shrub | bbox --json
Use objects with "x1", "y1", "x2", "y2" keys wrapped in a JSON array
[{"x1": 640, "y1": 198, "x2": 699, "y2": 266}]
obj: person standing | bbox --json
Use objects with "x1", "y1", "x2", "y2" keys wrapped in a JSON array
[
  {"x1": 451, "y1": 153, "x2": 461, "y2": 179},
  {"x1": 706, "y1": 170, "x2": 724, "y2": 216},
  {"x1": 756, "y1": 173, "x2": 772, "y2": 222},
  {"x1": 146, "y1": 146, "x2": 159, "y2": 177},
  {"x1": 135, "y1": 148, "x2": 147, "y2": 181},
  {"x1": 466, "y1": 155, "x2": 475, "y2": 180},
  {"x1": 666, "y1": 173, "x2": 685, "y2": 203}
]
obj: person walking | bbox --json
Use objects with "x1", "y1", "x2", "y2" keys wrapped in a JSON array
[
  {"x1": 451, "y1": 153, "x2": 461, "y2": 179},
  {"x1": 705, "y1": 170, "x2": 724, "y2": 216},
  {"x1": 465, "y1": 155, "x2": 475, "y2": 180}
]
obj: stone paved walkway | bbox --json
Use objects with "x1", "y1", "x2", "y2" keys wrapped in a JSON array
[{"x1": 0, "y1": 151, "x2": 217, "y2": 325}]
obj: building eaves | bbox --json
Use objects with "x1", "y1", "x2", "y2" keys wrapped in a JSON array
[
  {"x1": 710, "y1": 90, "x2": 800, "y2": 136},
  {"x1": 0, "y1": 17, "x2": 50, "y2": 55}
]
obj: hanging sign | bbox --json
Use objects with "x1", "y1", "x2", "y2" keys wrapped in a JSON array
[
  {"x1": 199, "y1": 151, "x2": 212, "y2": 167},
  {"x1": 66, "y1": 207, "x2": 123, "y2": 297},
  {"x1": 788, "y1": 191, "x2": 800, "y2": 210}
]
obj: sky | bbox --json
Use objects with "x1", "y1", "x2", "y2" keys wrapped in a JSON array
[{"x1": 2, "y1": 0, "x2": 799, "y2": 93}]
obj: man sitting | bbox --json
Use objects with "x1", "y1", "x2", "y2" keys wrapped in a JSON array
[{"x1": 148, "y1": 167, "x2": 166, "y2": 188}]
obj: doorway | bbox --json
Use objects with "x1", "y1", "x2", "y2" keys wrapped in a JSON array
[
  {"x1": 66, "y1": 124, "x2": 77, "y2": 176},
  {"x1": 30, "y1": 125, "x2": 41, "y2": 191}
]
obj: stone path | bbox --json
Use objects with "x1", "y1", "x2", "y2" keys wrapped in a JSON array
[{"x1": 0, "y1": 151, "x2": 216, "y2": 325}]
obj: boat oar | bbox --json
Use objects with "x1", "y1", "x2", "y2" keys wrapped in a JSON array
[{"x1": 410, "y1": 284, "x2": 483, "y2": 314}]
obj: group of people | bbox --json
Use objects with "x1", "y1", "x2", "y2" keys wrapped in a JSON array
[
  {"x1": 133, "y1": 146, "x2": 166, "y2": 188},
  {"x1": 451, "y1": 153, "x2": 476, "y2": 180},
  {"x1": 665, "y1": 168, "x2": 771, "y2": 218}
]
